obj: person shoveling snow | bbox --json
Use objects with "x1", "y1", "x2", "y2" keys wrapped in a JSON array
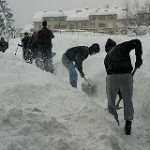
[{"x1": 62, "y1": 43, "x2": 100, "y2": 88}]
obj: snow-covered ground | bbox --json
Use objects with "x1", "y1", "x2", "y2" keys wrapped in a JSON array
[{"x1": 0, "y1": 32, "x2": 149, "y2": 150}]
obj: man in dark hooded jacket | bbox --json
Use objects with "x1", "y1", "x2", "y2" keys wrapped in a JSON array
[
  {"x1": 104, "y1": 38, "x2": 143, "y2": 135},
  {"x1": 37, "y1": 20, "x2": 54, "y2": 58},
  {"x1": 62, "y1": 43, "x2": 100, "y2": 88}
]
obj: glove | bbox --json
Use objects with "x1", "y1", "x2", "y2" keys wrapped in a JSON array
[
  {"x1": 18, "y1": 44, "x2": 22, "y2": 47},
  {"x1": 135, "y1": 58, "x2": 143, "y2": 68},
  {"x1": 80, "y1": 72, "x2": 85, "y2": 78}
]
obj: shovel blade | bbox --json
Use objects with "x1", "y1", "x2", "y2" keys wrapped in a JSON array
[{"x1": 81, "y1": 82, "x2": 97, "y2": 96}]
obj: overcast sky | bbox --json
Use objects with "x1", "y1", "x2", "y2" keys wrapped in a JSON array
[{"x1": 6, "y1": 0, "x2": 145, "y2": 28}]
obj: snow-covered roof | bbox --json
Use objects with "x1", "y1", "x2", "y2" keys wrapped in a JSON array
[
  {"x1": 32, "y1": 10, "x2": 66, "y2": 22},
  {"x1": 32, "y1": 7, "x2": 127, "y2": 22},
  {"x1": 20, "y1": 23, "x2": 34, "y2": 34}
]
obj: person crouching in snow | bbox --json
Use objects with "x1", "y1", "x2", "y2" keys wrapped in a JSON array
[{"x1": 62, "y1": 43, "x2": 100, "y2": 88}]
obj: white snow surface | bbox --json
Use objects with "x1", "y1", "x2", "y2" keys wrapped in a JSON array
[{"x1": 0, "y1": 32, "x2": 150, "y2": 150}]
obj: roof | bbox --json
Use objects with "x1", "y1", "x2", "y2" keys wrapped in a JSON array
[
  {"x1": 20, "y1": 24, "x2": 34, "y2": 34},
  {"x1": 32, "y1": 7, "x2": 127, "y2": 22}
]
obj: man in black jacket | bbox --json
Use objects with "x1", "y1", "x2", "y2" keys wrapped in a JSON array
[
  {"x1": 36, "y1": 21, "x2": 55, "y2": 72},
  {"x1": 62, "y1": 43, "x2": 100, "y2": 88},
  {"x1": 104, "y1": 38, "x2": 143, "y2": 135},
  {"x1": 37, "y1": 20, "x2": 54, "y2": 59}
]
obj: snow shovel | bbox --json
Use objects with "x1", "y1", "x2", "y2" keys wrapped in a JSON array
[
  {"x1": 115, "y1": 67, "x2": 137, "y2": 110},
  {"x1": 81, "y1": 77, "x2": 97, "y2": 97}
]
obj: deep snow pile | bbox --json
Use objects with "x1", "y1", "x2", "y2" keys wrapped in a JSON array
[{"x1": 0, "y1": 32, "x2": 149, "y2": 150}]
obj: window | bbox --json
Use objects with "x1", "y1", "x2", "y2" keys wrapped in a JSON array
[
  {"x1": 69, "y1": 24, "x2": 73, "y2": 29},
  {"x1": 99, "y1": 23, "x2": 105, "y2": 28},
  {"x1": 90, "y1": 23, "x2": 95, "y2": 29},
  {"x1": 48, "y1": 25, "x2": 51, "y2": 29},
  {"x1": 98, "y1": 15, "x2": 105, "y2": 20},
  {"x1": 89, "y1": 15, "x2": 96, "y2": 20},
  {"x1": 108, "y1": 15, "x2": 117, "y2": 20},
  {"x1": 54, "y1": 24, "x2": 59, "y2": 29},
  {"x1": 60, "y1": 24, "x2": 67, "y2": 29},
  {"x1": 81, "y1": 23, "x2": 87, "y2": 29},
  {"x1": 107, "y1": 23, "x2": 113, "y2": 28}
]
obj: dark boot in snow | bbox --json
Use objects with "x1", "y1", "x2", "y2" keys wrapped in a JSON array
[{"x1": 124, "y1": 120, "x2": 132, "y2": 135}]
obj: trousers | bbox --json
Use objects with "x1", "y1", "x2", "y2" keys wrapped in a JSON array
[
  {"x1": 106, "y1": 73, "x2": 134, "y2": 121},
  {"x1": 62, "y1": 54, "x2": 78, "y2": 88}
]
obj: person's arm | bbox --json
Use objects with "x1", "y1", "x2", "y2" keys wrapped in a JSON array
[
  {"x1": 49, "y1": 30, "x2": 54, "y2": 39},
  {"x1": 75, "y1": 51, "x2": 87, "y2": 77},
  {"x1": 119, "y1": 39, "x2": 143, "y2": 68}
]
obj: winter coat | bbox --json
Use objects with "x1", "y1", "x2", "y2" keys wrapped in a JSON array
[
  {"x1": 27, "y1": 35, "x2": 38, "y2": 49},
  {"x1": 37, "y1": 27, "x2": 54, "y2": 49},
  {"x1": 65, "y1": 46, "x2": 89, "y2": 75},
  {"x1": 22, "y1": 36, "x2": 30, "y2": 49},
  {"x1": 104, "y1": 39, "x2": 142, "y2": 75}
]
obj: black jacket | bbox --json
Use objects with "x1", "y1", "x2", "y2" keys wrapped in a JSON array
[
  {"x1": 65, "y1": 46, "x2": 89, "y2": 75},
  {"x1": 104, "y1": 39, "x2": 142, "y2": 75},
  {"x1": 37, "y1": 27, "x2": 54, "y2": 48}
]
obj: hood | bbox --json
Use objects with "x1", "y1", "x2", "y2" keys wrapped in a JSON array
[{"x1": 105, "y1": 38, "x2": 116, "y2": 53}]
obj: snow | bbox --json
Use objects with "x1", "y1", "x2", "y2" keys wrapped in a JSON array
[
  {"x1": 32, "y1": 7, "x2": 126, "y2": 22},
  {"x1": 0, "y1": 32, "x2": 150, "y2": 150},
  {"x1": 20, "y1": 24, "x2": 34, "y2": 34}
]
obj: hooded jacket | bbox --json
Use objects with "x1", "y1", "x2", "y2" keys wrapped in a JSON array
[{"x1": 104, "y1": 39, "x2": 142, "y2": 75}]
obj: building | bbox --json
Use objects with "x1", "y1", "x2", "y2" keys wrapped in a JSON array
[{"x1": 32, "y1": 7, "x2": 128, "y2": 34}]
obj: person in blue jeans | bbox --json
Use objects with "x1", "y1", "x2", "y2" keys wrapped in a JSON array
[{"x1": 62, "y1": 43, "x2": 100, "y2": 88}]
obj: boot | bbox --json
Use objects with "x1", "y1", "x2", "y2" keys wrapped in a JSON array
[{"x1": 124, "y1": 120, "x2": 132, "y2": 135}]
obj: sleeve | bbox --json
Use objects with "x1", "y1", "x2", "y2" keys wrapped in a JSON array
[
  {"x1": 49, "y1": 30, "x2": 54, "y2": 39},
  {"x1": 119, "y1": 39, "x2": 143, "y2": 68},
  {"x1": 74, "y1": 52, "x2": 86, "y2": 76}
]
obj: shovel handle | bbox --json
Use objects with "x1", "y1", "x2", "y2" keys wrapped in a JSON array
[
  {"x1": 83, "y1": 77, "x2": 91, "y2": 86},
  {"x1": 132, "y1": 67, "x2": 137, "y2": 76},
  {"x1": 116, "y1": 98, "x2": 121, "y2": 107}
]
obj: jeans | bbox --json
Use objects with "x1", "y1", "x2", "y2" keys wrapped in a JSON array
[
  {"x1": 106, "y1": 74, "x2": 134, "y2": 121},
  {"x1": 62, "y1": 54, "x2": 78, "y2": 88}
]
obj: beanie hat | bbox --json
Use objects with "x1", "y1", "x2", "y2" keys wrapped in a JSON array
[
  {"x1": 42, "y1": 20, "x2": 47, "y2": 27},
  {"x1": 89, "y1": 43, "x2": 100, "y2": 55},
  {"x1": 105, "y1": 38, "x2": 116, "y2": 53}
]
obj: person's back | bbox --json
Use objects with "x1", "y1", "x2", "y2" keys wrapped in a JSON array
[
  {"x1": 37, "y1": 21, "x2": 54, "y2": 50},
  {"x1": 37, "y1": 27, "x2": 54, "y2": 48},
  {"x1": 65, "y1": 46, "x2": 89, "y2": 62},
  {"x1": 104, "y1": 39, "x2": 142, "y2": 75}
]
